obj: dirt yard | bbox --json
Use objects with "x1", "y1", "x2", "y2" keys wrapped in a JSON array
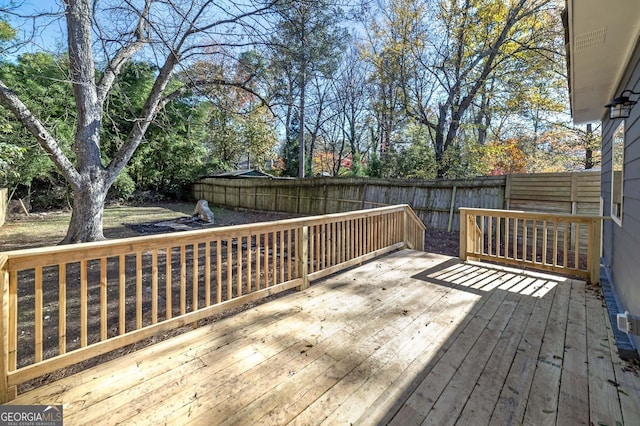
[
  {"x1": 0, "y1": 202, "x2": 301, "y2": 251},
  {"x1": 0, "y1": 202, "x2": 459, "y2": 254},
  {"x1": 0, "y1": 202, "x2": 458, "y2": 393}
]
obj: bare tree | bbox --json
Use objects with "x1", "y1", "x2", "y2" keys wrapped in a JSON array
[
  {"x1": 268, "y1": 0, "x2": 347, "y2": 177},
  {"x1": 333, "y1": 46, "x2": 370, "y2": 172},
  {"x1": 364, "y1": 0, "x2": 558, "y2": 178},
  {"x1": 0, "y1": 0, "x2": 276, "y2": 243}
]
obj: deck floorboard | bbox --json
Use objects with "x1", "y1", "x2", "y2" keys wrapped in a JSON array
[{"x1": 7, "y1": 250, "x2": 640, "y2": 425}]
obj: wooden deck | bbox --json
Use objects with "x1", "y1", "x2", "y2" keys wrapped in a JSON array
[{"x1": 7, "y1": 250, "x2": 640, "y2": 425}]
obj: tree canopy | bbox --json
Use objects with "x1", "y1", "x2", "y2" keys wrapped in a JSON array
[
  {"x1": 0, "y1": 0, "x2": 279, "y2": 242},
  {"x1": 0, "y1": 0, "x2": 599, "y2": 243}
]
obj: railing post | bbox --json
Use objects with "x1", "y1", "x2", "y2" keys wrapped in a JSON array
[
  {"x1": 297, "y1": 226, "x2": 309, "y2": 290},
  {"x1": 402, "y1": 206, "x2": 425, "y2": 251},
  {"x1": 459, "y1": 208, "x2": 467, "y2": 260},
  {"x1": 416, "y1": 215, "x2": 425, "y2": 252},
  {"x1": 0, "y1": 255, "x2": 16, "y2": 402},
  {"x1": 403, "y1": 208, "x2": 411, "y2": 249},
  {"x1": 589, "y1": 218, "x2": 602, "y2": 285}
]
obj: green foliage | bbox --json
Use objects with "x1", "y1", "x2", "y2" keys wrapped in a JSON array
[
  {"x1": 361, "y1": 0, "x2": 566, "y2": 178},
  {"x1": 109, "y1": 171, "x2": 136, "y2": 201},
  {"x1": 0, "y1": 17, "x2": 16, "y2": 57},
  {"x1": 242, "y1": 105, "x2": 278, "y2": 169},
  {"x1": 366, "y1": 153, "x2": 383, "y2": 178},
  {"x1": 348, "y1": 153, "x2": 366, "y2": 177},
  {"x1": 102, "y1": 61, "x2": 157, "y2": 160},
  {"x1": 28, "y1": 173, "x2": 71, "y2": 210},
  {"x1": 187, "y1": 54, "x2": 279, "y2": 174},
  {"x1": 279, "y1": 114, "x2": 301, "y2": 177},
  {"x1": 0, "y1": 19, "x2": 16, "y2": 43},
  {"x1": 2, "y1": 53, "x2": 279, "y2": 205},
  {"x1": 0, "y1": 52, "x2": 75, "y2": 193},
  {"x1": 1, "y1": 0, "x2": 582, "y2": 209},
  {"x1": 361, "y1": 122, "x2": 436, "y2": 179},
  {"x1": 0, "y1": 141, "x2": 24, "y2": 185},
  {"x1": 128, "y1": 98, "x2": 210, "y2": 199}
]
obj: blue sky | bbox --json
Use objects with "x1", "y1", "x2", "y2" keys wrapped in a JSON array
[{"x1": 5, "y1": 0, "x2": 66, "y2": 54}]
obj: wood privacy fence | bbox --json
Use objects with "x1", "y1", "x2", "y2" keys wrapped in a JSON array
[
  {"x1": 505, "y1": 172, "x2": 601, "y2": 216},
  {"x1": 0, "y1": 205, "x2": 424, "y2": 401},
  {"x1": 459, "y1": 208, "x2": 602, "y2": 284},
  {"x1": 193, "y1": 176, "x2": 506, "y2": 231},
  {"x1": 192, "y1": 171, "x2": 601, "y2": 231}
]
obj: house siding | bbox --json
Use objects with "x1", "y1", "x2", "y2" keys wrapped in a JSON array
[{"x1": 602, "y1": 39, "x2": 640, "y2": 352}]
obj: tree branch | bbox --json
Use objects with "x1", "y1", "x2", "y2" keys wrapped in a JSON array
[
  {"x1": 185, "y1": 1, "x2": 279, "y2": 36},
  {"x1": 95, "y1": 0, "x2": 151, "y2": 103},
  {"x1": 105, "y1": 53, "x2": 179, "y2": 184},
  {"x1": 0, "y1": 79, "x2": 81, "y2": 188}
]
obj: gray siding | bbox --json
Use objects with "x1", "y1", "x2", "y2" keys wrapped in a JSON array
[{"x1": 602, "y1": 39, "x2": 640, "y2": 351}]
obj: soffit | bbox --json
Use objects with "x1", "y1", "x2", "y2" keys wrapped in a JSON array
[{"x1": 567, "y1": 0, "x2": 640, "y2": 123}]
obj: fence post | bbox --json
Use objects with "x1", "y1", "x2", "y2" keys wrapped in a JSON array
[
  {"x1": 0, "y1": 255, "x2": 16, "y2": 402},
  {"x1": 297, "y1": 226, "x2": 309, "y2": 290},
  {"x1": 589, "y1": 218, "x2": 602, "y2": 285},
  {"x1": 459, "y1": 208, "x2": 467, "y2": 260},
  {"x1": 447, "y1": 186, "x2": 457, "y2": 232}
]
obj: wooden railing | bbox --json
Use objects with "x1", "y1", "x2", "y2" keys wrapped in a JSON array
[
  {"x1": 0, "y1": 205, "x2": 424, "y2": 401},
  {"x1": 459, "y1": 208, "x2": 602, "y2": 284}
]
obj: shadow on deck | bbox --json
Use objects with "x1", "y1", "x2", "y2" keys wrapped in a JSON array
[{"x1": 7, "y1": 250, "x2": 640, "y2": 425}]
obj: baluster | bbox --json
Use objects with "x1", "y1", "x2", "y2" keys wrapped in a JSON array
[
  {"x1": 34, "y1": 266, "x2": 42, "y2": 362},
  {"x1": 151, "y1": 252, "x2": 158, "y2": 324},
  {"x1": 101, "y1": 257, "x2": 109, "y2": 336},
  {"x1": 180, "y1": 246, "x2": 186, "y2": 315},
  {"x1": 205, "y1": 241, "x2": 211, "y2": 306},
  {"x1": 236, "y1": 237, "x2": 243, "y2": 296},
  {"x1": 246, "y1": 237, "x2": 252, "y2": 293},
  {"x1": 165, "y1": 248, "x2": 172, "y2": 320},
  {"x1": 216, "y1": 240, "x2": 222, "y2": 303},
  {"x1": 227, "y1": 238, "x2": 233, "y2": 298},
  {"x1": 119, "y1": 255, "x2": 126, "y2": 332},
  {"x1": 59, "y1": 264, "x2": 66, "y2": 354},
  {"x1": 81, "y1": 260, "x2": 88, "y2": 346}
]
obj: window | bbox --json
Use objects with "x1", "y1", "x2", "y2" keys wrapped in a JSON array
[{"x1": 611, "y1": 121, "x2": 625, "y2": 225}]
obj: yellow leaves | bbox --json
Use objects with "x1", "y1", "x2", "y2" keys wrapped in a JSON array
[
  {"x1": 486, "y1": 139, "x2": 527, "y2": 175},
  {"x1": 364, "y1": 0, "x2": 425, "y2": 57},
  {"x1": 0, "y1": 20, "x2": 16, "y2": 42}
]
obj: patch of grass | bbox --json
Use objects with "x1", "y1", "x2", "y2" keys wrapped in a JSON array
[
  {"x1": 0, "y1": 203, "x2": 298, "y2": 252},
  {"x1": 0, "y1": 202, "x2": 197, "y2": 251}
]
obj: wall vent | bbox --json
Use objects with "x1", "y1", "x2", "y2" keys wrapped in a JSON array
[{"x1": 575, "y1": 27, "x2": 607, "y2": 51}]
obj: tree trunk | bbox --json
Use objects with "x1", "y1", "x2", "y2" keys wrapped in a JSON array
[
  {"x1": 62, "y1": 176, "x2": 109, "y2": 244},
  {"x1": 298, "y1": 4, "x2": 307, "y2": 179},
  {"x1": 435, "y1": 138, "x2": 446, "y2": 178},
  {"x1": 475, "y1": 83, "x2": 492, "y2": 146},
  {"x1": 435, "y1": 104, "x2": 448, "y2": 178},
  {"x1": 2, "y1": 0, "x2": 274, "y2": 243},
  {"x1": 585, "y1": 123, "x2": 594, "y2": 170},
  {"x1": 298, "y1": 71, "x2": 306, "y2": 178}
]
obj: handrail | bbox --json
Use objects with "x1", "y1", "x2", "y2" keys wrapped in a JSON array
[
  {"x1": 4, "y1": 205, "x2": 423, "y2": 269},
  {"x1": 0, "y1": 205, "x2": 424, "y2": 401},
  {"x1": 403, "y1": 204, "x2": 426, "y2": 251},
  {"x1": 459, "y1": 207, "x2": 602, "y2": 284}
]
